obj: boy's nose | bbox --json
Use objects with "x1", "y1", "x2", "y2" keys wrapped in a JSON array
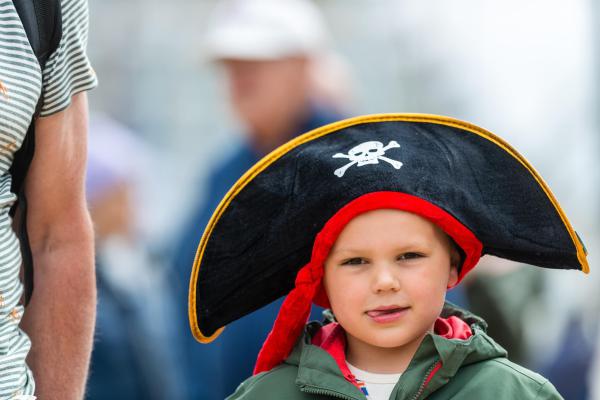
[{"x1": 371, "y1": 264, "x2": 401, "y2": 293}]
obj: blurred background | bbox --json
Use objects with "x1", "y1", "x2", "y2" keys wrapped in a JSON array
[{"x1": 83, "y1": 0, "x2": 600, "y2": 398}]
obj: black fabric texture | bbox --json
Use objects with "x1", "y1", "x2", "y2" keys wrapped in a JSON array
[
  {"x1": 11, "y1": 0, "x2": 63, "y2": 199},
  {"x1": 13, "y1": 0, "x2": 63, "y2": 68},
  {"x1": 195, "y1": 120, "x2": 580, "y2": 336}
]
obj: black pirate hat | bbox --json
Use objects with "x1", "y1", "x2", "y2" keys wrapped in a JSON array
[{"x1": 188, "y1": 114, "x2": 589, "y2": 372}]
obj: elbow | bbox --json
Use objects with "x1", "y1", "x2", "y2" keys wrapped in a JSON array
[{"x1": 30, "y1": 209, "x2": 94, "y2": 255}]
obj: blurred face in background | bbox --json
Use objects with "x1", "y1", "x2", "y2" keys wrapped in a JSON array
[{"x1": 221, "y1": 57, "x2": 311, "y2": 151}]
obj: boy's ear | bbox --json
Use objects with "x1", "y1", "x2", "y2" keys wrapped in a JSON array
[
  {"x1": 447, "y1": 247, "x2": 461, "y2": 288},
  {"x1": 447, "y1": 265, "x2": 459, "y2": 288}
]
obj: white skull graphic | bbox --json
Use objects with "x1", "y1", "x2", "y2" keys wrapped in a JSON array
[
  {"x1": 348, "y1": 141, "x2": 386, "y2": 166},
  {"x1": 332, "y1": 140, "x2": 403, "y2": 177}
]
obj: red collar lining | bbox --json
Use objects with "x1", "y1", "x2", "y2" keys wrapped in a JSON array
[{"x1": 311, "y1": 316, "x2": 472, "y2": 388}]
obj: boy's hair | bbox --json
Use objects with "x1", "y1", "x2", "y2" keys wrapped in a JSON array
[{"x1": 448, "y1": 236, "x2": 465, "y2": 270}]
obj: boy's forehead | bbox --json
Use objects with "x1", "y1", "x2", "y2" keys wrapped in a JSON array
[
  {"x1": 336, "y1": 209, "x2": 445, "y2": 239},
  {"x1": 330, "y1": 209, "x2": 452, "y2": 251}
]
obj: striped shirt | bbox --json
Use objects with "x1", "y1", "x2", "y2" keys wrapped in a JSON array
[{"x1": 0, "y1": 0, "x2": 97, "y2": 396}]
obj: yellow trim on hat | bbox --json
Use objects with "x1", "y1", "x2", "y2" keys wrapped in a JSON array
[{"x1": 188, "y1": 113, "x2": 589, "y2": 343}]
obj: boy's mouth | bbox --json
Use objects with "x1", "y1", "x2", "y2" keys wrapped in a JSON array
[{"x1": 366, "y1": 305, "x2": 409, "y2": 323}]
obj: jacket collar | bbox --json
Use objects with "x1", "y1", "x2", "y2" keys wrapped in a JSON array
[{"x1": 285, "y1": 302, "x2": 507, "y2": 400}]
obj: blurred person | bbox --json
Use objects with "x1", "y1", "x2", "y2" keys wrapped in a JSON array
[
  {"x1": 545, "y1": 234, "x2": 599, "y2": 400},
  {"x1": 585, "y1": 234, "x2": 600, "y2": 399},
  {"x1": 1, "y1": 0, "x2": 97, "y2": 397},
  {"x1": 86, "y1": 115, "x2": 186, "y2": 399},
  {"x1": 542, "y1": 313, "x2": 595, "y2": 400},
  {"x1": 171, "y1": 0, "x2": 351, "y2": 397},
  {"x1": 590, "y1": 319, "x2": 600, "y2": 400},
  {"x1": 461, "y1": 258, "x2": 544, "y2": 367}
]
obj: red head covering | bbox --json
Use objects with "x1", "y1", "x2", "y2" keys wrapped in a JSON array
[{"x1": 253, "y1": 191, "x2": 483, "y2": 374}]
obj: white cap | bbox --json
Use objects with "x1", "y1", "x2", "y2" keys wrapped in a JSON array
[{"x1": 204, "y1": 0, "x2": 329, "y2": 60}]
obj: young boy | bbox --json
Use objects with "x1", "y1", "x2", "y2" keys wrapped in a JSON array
[{"x1": 187, "y1": 114, "x2": 588, "y2": 399}]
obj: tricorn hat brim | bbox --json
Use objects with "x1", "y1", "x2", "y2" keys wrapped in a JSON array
[{"x1": 189, "y1": 113, "x2": 589, "y2": 343}]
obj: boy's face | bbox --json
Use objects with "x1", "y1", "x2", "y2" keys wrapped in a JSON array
[{"x1": 323, "y1": 209, "x2": 459, "y2": 360}]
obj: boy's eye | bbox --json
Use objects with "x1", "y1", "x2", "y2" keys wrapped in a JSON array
[
  {"x1": 341, "y1": 257, "x2": 367, "y2": 266},
  {"x1": 397, "y1": 252, "x2": 423, "y2": 261}
]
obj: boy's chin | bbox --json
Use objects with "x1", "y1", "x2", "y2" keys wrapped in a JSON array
[{"x1": 350, "y1": 328, "x2": 428, "y2": 350}]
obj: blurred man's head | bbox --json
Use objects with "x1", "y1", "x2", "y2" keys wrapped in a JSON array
[
  {"x1": 204, "y1": 0, "x2": 329, "y2": 151},
  {"x1": 220, "y1": 57, "x2": 310, "y2": 144}
]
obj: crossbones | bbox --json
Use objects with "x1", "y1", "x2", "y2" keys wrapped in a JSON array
[{"x1": 332, "y1": 140, "x2": 403, "y2": 177}]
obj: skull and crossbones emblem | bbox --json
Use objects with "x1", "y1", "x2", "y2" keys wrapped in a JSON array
[{"x1": 332, "y1": 140, "x2": 403, "y2": 177}]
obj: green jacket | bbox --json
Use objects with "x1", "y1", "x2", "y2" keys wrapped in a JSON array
[{"x1": 227, "y1": 304, "x2": 563, "y2": 400}]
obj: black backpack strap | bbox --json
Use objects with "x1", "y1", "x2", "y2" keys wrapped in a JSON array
[
  {"x1": 10, "y1": 0, "x2": 62, "y2": 305},
  {"x1": 13, "y1": 0, "x2": 63, "y2": 70}
]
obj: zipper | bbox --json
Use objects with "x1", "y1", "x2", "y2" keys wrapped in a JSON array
[
  {"x1": 410, "y1": 359, "x2": 442, "y2": 400},
  {"x1": 301, "y1": 360, "x2": 442, "y2": 400},
  {"x1": 300, "y1": 384, "x2": 364, "y2": 400}
]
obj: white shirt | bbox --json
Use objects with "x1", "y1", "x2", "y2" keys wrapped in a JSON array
[{"x1": 347, "y1": 362, "x2": 403, "y2": 400}]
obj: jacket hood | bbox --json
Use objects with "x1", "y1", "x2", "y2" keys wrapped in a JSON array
[{"x1": 284, "y1": 302, "x2": 508, "y2": 400}]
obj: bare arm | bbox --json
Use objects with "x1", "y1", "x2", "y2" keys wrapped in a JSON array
[{"x1": 20, "y1": 92, "x2": 96, "y2": 399}]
